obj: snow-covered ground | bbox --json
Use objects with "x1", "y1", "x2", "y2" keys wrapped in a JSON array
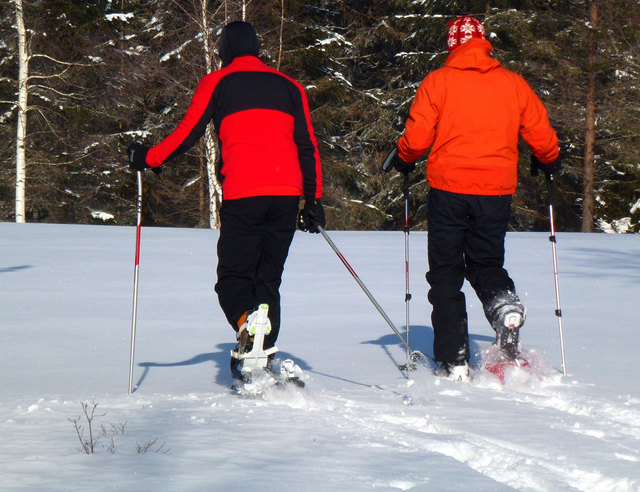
[{"x1": 1, "y1": 222, "x2": 639, "y2": 491}]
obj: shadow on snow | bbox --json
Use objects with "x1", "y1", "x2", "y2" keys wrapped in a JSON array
[{"x1": 364, "y1": 324, "x2": 495, "y2": 369}]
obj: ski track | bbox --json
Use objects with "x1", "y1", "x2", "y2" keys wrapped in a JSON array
[
  {"x1": 185, "y1": 366, "x2": 639, "y2": 491},
  {"x1": 3, "y1": 368, "x2": 640, "y2": 491},
  {"x1": 305, "y1": 367, "x2": 640, "y2": 492}
]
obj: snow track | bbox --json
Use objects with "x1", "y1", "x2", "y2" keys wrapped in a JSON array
[
  {"x1": 2, "y1": 224, "x2": 640, "y2": 490},
  {"x1": 4, "y1": 375, "x2": 639, "y2": 491},
  {"x1": 294, "y1": 371, "x2": 640, "y2": 492},
  {"x1": 178, "y1": 364, "x2": 640, "y2": 492}
]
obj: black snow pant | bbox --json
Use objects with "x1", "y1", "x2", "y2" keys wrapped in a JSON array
[
  {"x1": 426, "y1": 188, "x2": 519, "y2": 363},
  {"x1": 215, "y1": 195, "x2": 299, "y2": 350}
]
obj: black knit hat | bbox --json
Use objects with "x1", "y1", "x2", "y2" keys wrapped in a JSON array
[{"x1": 218, "y1": 21, "x2": 259, "y2": 66}]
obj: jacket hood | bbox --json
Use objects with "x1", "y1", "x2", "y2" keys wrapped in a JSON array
[
  {"x1": 444, "y1": 38, "x2": 500, "y2": 73},
  {"x1": 218, "y1": 21, "x2": 259, "y2": 66}
]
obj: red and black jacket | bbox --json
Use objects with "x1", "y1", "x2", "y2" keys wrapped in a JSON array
[{"x1": 146, "y1": 56, "x2": 322, "y2": 201}]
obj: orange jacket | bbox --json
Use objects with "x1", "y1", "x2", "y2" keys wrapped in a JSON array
[{"x1": 397, "y1": 38, "x2": 559, "y2": 195}]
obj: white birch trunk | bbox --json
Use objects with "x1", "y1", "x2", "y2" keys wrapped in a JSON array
[
  {"x1": 15, "y1": 0, "x2": 28, "y2": 223},
  {"x1": 200, "y1": 0, "x2": 223, "y2": 228}
]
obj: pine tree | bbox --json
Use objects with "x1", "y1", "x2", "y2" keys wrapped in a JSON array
[{"x1": 0, "y1": 0, "x2": 637, "y2": 232}]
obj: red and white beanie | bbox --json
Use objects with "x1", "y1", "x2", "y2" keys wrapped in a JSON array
[{"x1": 447, "y1": 15, "x2": 485, "y2": 51}]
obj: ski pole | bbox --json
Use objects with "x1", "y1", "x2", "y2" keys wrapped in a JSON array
[
  {"x1": 318, "y1": 225, "x2": 423, "y2": 361},
  {"x1": 402, "y1": 173, "x2": 412, "y2": 360},
  {"x1": 382, "y1": 148, "x2": 413, "y2": 357},
  {"x1": 128, "y1": 170, "x2": 143, "y2": 394},
  {"x1": 532, "y1": 155, "x2": 567, "y2": 376},
  {"x1": 545, "y1": 173, "x2": 567, "y2": 376}
]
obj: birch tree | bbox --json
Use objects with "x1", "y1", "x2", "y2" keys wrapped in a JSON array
[
  {"x1": 161, "y1": 0, "x2": 225, "y2": 228},
  {"x1": 15, "y1": 0, "x2": 27, "y2": 223},
  {"x1": 165, "y1": 0, "x2": 258, "y2": 228},
  {"x1": 197, "y1": 0, "x2": 223, "y2": 228},
  {"x1": 8, "y1": 0, "x2": 95, "y2": 223}
]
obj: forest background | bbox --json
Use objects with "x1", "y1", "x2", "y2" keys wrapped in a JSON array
[{"x1": 1, "y1": 0, "x2": 639, "y2": 233}]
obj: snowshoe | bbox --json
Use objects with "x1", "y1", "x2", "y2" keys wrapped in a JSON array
[
  {"x1": 485, "y1": 312, "x2": 530, "y2": 382},
  {"x1": 229, "y1": 304, "x2": 305, "y2": 395},
  {"x1": 495, "y1": 311, "x2": 523, "y2": 361},
  {"x1": 230, "y1": 304, "x2": 278, "y2": 382},
  {"x1": 485, "y1": 354, "x2": 530, "y2": 383},
  {"x1": 276, "y1": 358, "x2": 305, "y2": 388},
  {"x1": 485, "y1": 309, "x2": 532, "y2": 382},
  {"x1": 485, "y1": 292, "x2": 526, "y2": 360},
  {"x1": 231, "y1": 357, "x2": 306, "y2": 396}
]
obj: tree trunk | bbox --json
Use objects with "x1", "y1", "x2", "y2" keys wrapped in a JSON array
[
  {"x1": 277, "y1": 0, "x2": 284, "y2": 70},
  {"x1": 199, "y1": 0, "x2": 222, "y2": 228},
  {"x1": 15, "y1": 0, "x2": 28, "y2": 223},
  {"x1": 204, "y1": 126, "x2": 222, "y2": 228},
  {"x1": 582, "y1": 0, "x2": 598, "y2": 232}
]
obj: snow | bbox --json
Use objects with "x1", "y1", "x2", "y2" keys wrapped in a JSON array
[
  {"x1": 105, "y1": 13, "x2": 134, "y2": 23},
  {"x1": 598, "y1": 217, "x2": 633, "y2": 234},
  {"x1": 90, "y1": 211, "x2": 115, "y2": 221},
  {"x1": 1, "y1": 222, "x2": 639, "y2": 491},
  {"x1": 160, "y1": 39, "x2": 194, "y2": 63},
  {"x1": 314, "y1": 31, "x2": 352, "y2": 48},
  {"x1": 122, "y1": 129, "x2": 151, "y2": 139}
]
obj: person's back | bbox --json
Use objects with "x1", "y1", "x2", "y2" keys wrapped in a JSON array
[
  {"x1": 398, "y1": 36, "x2": 558, "y2": 196},
  {"x1": 201, "y1": 56, "x2": 319, "y2": 200},
  {"x1": 415, "y1": 38, "x2": 557, "y2": 195},
  {"x1": 392, "y1": 15, "x2": 561, "y2": 382},
  {"x1": 145, "y1": 22, "x2": 321, "y2": 202}
]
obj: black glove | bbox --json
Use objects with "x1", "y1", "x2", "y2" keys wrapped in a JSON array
[
  {"x1": 127, "y1": 142, "x2": 151, "y2": 172},
  {"x1": 531, "y1": 154, "x2": 562, "y2": 177},
  {"x1": 297, "y1": 198, "x2": 325, "y2": 233},
  {"x1": 390, "y1": 152, "x2": 416, "y2": 175}
]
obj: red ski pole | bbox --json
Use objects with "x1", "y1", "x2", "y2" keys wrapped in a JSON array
[
  {"x1": 318, "y1": 226, "x2": 433, "y2": 370},
  {"x1": 128, "y1": 171, "x2": 143, "y2": 394}
]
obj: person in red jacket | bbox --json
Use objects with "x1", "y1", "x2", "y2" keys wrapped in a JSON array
[
  {"x1": 128, "y1": 21, "x2": 324, "y2": 382},
  {"x1": 389, "y1": 15, "x2": 561, "y2": 381}
]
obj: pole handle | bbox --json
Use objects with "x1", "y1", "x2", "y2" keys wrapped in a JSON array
[
  {"x1": 381, "y1": 148, "x2": 396, "y2": 173},
  {"x1": 545, "y1": 172, "x2": 555, "y2": 206},
  {"x1": 530, "y1": 154, "x2": 540, "y2": 177}
]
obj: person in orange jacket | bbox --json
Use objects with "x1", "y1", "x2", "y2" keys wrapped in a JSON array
[{"x1": 389, "y1": 15, "x2": 561, "y2": 381}]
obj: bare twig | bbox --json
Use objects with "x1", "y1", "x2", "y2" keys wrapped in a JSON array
[
  {"x1": 28, "y1": 53, "x2": 93, "y2": 67},
  {"x1": 136, "y1": 438, "x2": 171, "y2": 454},
  {"x1": 68, "y1": 401, "x2": 105, "y2": 454}
]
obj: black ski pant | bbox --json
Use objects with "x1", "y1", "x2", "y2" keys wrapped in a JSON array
[
  {"x1": 426, "y1": 188, "x2": 517, "y2": 363},
  {"x1": 215, "y1": 195, "x2": 299, "y2": 350}
]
